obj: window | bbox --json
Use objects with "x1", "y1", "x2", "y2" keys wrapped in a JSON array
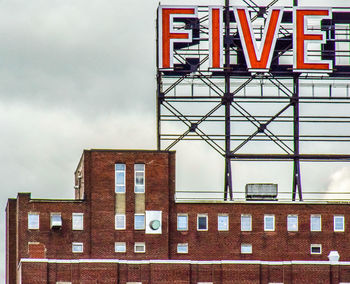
[
  {"x1": 241, "y1": 243, "x2": 252, "y2": 254},
  {"x1": 310, "y1": 244, "x2": 322, "y2": 254},
  {"x1": 134, "y1": 242, "x2": 145, "y2": 253},
  {"x1": 134, "y1": 164, "x2": 145, "y2": 193},
  {"x1": 218, "y1": 214, "x2": 229, "y2": 231},
  {"x1": 334, "y1": 215, "x2": 345, "y2": 232},
  {"x1": 287, "y1": 215, "x2": 298, "y2": 232},
  {"x1": 115, "y1": 242, "x2": 126, "y2": 253},
  {"x1": 72, "y1": 242, "x2": 83, "y2": 253},
  {"x1": 241, "y1": 214, "x2": 252, "y2": 231},
  {"x1": 115, "y1": 214, "x2": 126, "y2": 230},
  {"x1": 311, "y1": 215, "x2": 322, "y2": 231},
  {"x1": 72, "y1": 213, "x2": 83, "y2": 230},
  {"x1": 50, "y1": 213, "x2": 62, "y2": 229},
  {"x1": 115, "y1": 163, "x2": 126, "y2": 193},
  {"x1": 28, "y1": 213, "x2": 39, "y2": 230},
  {"x1": 177, "y1": 243, "x2": 188, "y2": 254},
  {"x1": 197, "y1": 214, "x2": 208, "y2": 231},
  {"x1": 134, "y1": 214, "x2": 145, "y2": 230},
  {"x1": 264, "y1": 215, "x2": 275, "y2": 231},
  {"x1": 177, "y1": 214, "x2": 188, "y2": 231}
]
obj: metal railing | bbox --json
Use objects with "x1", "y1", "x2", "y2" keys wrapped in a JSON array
[{"x1": 175, "y1": 190, "x2": 350, "y2": 203}]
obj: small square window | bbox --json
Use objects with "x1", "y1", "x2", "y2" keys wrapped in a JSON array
[
  {"x1": 177, "y1": 243, "x2": 188, "y2": 254},
  {"x1": 72, "y1": 242, "x2": 83, "y2": 253},
  {"x1": 115, "y1": 163, "x2": 126, "y2": 193},
  {"x1": 50, "y1": 213, "x2": 62, "y2": 229},
  {"x1": 134, "y1": 214, "x2": 145, "y2": 230},
  {"x1": 134, "y1": 164, "x2": 145, "y2": 193},
  {"x1": 115, "y1": 214, "x2": 126, "y2": 230},
  {"x1": 28, "y1": 213, "x2": 39, "y2": 230},
  {"x1": 310, "y1": 244, "x2": 322, "y2": 254},
  {"x1": 134, "y1": 242, "x2": 145, "y2": 253},
  {"x1": 241, "y1": 243, "x2": 252, "y2": 254},
  {"x1": 115, "y1": 242, "x2": 126, "y2": 253},
  {"x1": 264, "y1": 215, "x2": 275, "y2": 231},
  {"x1": 218, "y1": 214, "x2": 229, "y2": 231},
  {"x1": 311, "y1": 215, "x2": 322, "y2": 231},
  {"x1": 177, "y1": 214, "x2": 188, "y2": 231},
  {"x1": 72, "y1": 213, "x2": 83, "y2": 230},
  {"x1": 197, "y1": 214, "x2": 208, "y2": 231},
  {"x1": 241, "y1": 214, "x2": 252, "y2": 231},
  {"x1": 334, "y1": 215, "x2": 345, "y2": 232},
  {"x1": 287, "y1": 215, "x2": 298, "y2": 232}
]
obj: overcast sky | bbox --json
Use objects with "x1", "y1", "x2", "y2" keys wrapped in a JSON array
[{"x1": 1, "y1": 0, "x2": 350, "y2": 280}]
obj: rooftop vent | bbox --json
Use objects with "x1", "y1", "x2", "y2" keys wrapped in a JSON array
[{"x1": 245, "y1": 184, "x2": 278, "y2": 201}]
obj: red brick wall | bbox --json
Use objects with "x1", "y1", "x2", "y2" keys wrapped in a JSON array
[
  {"x1": 18, "y1": 260, "x2": 350, "y2": 284},
  {"x1": 6, "y1": 198, "x2": 16, "y2": 284},
  {"x1": 170, "y1": 202, "x2": 350, "y2": 261},
  {"x1": 87, "y1": 150, "x2": 174, "y2": 260}
]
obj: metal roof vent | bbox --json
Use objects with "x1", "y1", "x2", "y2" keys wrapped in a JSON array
[
  {"x1": 50, "y1": 213, "x2": 62, "y2": 229},
  {"x1": 245, "y1": 184, "x2": 278, "y2": 201}
]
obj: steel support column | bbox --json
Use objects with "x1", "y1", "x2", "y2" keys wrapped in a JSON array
[
  {"x1": 224, "y1": 0, "x2": 233, "y2": 201},
  {"x1": 292, "y1": 0, "x2": 302, "y2": 201},
  {"x1": 156, "y1": 13, "x2": 161, "y2": 151},
  {"x1": 292, "y1": 75, "x2": 302, "y2": 201}
]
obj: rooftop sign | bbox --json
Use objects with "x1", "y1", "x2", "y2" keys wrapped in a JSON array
[{"x1": 157, "y1": 6, "x2": 350, "y2": 76}]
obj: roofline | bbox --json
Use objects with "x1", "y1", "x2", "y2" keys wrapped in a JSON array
[
  {"x1": 29, "y1": 199, "x2": 84, "y2": 203},
  {"x1": 175, "y1": 200, "x2": 350, "y2": 205},
  {"x1": 83, "y1": 149, "x2": 176, "y2": 153},
  {"x1": 19, "y1": 258, "x2": 346, "y2": 266}
]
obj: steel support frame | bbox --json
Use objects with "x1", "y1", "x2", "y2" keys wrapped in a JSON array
[{"x1": 156, "y1": 1, "x2": 350, "y2": 202}]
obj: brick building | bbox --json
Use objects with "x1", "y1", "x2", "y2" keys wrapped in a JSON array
[{"x1": 6, "y1": 149, "x2": 350, "y2": 283}]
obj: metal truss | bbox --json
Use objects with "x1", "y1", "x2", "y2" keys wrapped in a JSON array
[{"x1": 156, "y1": 0, "x2": 350, "y2": 201}]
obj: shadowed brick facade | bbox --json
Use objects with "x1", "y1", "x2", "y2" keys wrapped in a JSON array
[{"x1": 6, "y1": 149, "x2": 350, "y2": 283}]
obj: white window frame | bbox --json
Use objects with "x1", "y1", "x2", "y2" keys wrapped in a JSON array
[
  {"x1": 241, "y1": 243, "x2": 252, "y2": 254},
  {"x1": 177, "y1": 243, "x2": 188, "y2": 254},
  {"x1": 115, "y1": 214, "x2": 126, "y2": 230},
  {"x1": 264, "y1": 214, "x2": 275, "y2": 231},
  {"x1": 310, "y1": 244, "x2": 322, "y2": 255},
  {"x1": 72, "y1": 242, "x2": 83, "y2": 253},
  {"x1": 28, "y1": 212, "x2": 39, "y2": 230},
  {"x1": 134, "y1": 242, "x2": 145, "y2": 253},
  {"x1": 241, "y1": 214, "x2": 252, "y2": 231},
  {"x1": 287, "y1": 215, "x2": 298, "y2": 232},
  {"x1": 177, "y1": 214, "x2": 188, "y2": 231},
  {"x1": 115, "y1": 242, "x2": 126, "y2": 253},
  {"x1": 134, "y1": 163, "x2": 145, "y2": 193},
  {"x1": 197, "y1": 214, "x2": 208, "y2": 231},
  {"x1": 72, "y1": 213, "x2": 84, "y2": 230},
  {"x1": 115, "y1": 163, "x2": 126, "y2": 193},
  {"x1": 334, "y1": 215, "x2": 345, "y2": 232},
  {"x1": 218, "y1": 214, "x2": 229, "y2": 231},
  {"x1": 311, "y1": 215, "x2": 322, "y2": 232},
  {"x1": 134, "y1": 214, "x2": 145, "y2": 230}
]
